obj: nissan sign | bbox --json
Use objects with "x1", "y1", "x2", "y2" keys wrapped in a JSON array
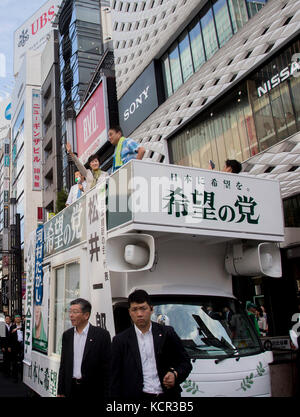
[{"x1": 118, "y1": 61, "x2": 164, "y2": 136}]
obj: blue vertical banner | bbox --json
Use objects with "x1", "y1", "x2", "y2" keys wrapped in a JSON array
[
  {"x1": 33, "y1": 224, "x2": 48, "y2": 353},
  {"x1": 34, "y1": 225, "x2": 44, "y2": 305}
]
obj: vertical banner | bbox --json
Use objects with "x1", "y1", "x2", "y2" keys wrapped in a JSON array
[
  {"x1": 24, "y1": 230, "x2": 36, "y2": 365},
  {"x1": 86, "y1": 179, "x2": 115, "y2": 336},
  {"x1": 32, "y1": 89, "x2": 43, "y2": 190},
  {"x1": 33, "y1": 225, "x2": 48, "y2": 353}
]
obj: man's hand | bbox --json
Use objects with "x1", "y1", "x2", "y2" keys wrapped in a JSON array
[
  {"x1": 137, "y1": 146, "x2": 145, "y2": 160},
  {"x1": 66, "y1": 142, "x2": 72, "y2": 154},
  {"x1": 163, "y1": 371, "x2": 177, "y2": 389}
]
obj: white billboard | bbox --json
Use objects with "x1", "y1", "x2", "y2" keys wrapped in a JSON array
[{"x1": 14, "y1": 0, "x2": 62, "y2": 75}]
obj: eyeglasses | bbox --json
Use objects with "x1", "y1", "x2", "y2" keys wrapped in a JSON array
[{"x1": 68, "y1": 309, "x2": 83, "y2": 315}]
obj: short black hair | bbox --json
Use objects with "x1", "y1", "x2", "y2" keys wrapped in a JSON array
[
  {"x1": 109, "y1": 125, "x2": 123, "y2": 135},
  {"x1": 225, "y1": 159, "x2": 242, "y2": 173},
  {"x1": 128, "y1": 289, "x2": 152, "y2": 308},
  {"x1": 70, "y1": 298, "x2": 92, "y2": 315},
  {"x1": 87, "y1": 153, "x2": 100, "y2": 166}
]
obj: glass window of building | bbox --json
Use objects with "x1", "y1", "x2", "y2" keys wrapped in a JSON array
[
  {"x1": 76, "y1": 5, "x2": 100, "y2": 24},
  {"x1": 228, "y1": 0, "x2": 249, "y2": 32},
  {"x1": 169, "y1": 38, "x2": 299, "y2": 169},
  {"x1": 213, "y1": 0, "x2": 233, "y2": 47},
  {"x1": 12, "y1": 105, "x2": 24, "y2": 141},
  {"x1": 162, "y1": 54, "x2": 173, "y2": 97},
  {"x1": 189, "y1": 20, "x2": 206, "y2": 72},
  {"x1": 78, "y1": 36, "x2": 101, "y2": 54},
  {"x1": 169, "y1": 44, "x2": 183, "y2": 92},
  {"x1": 284, "y1": 195, "x2": 300, "y2": 227},
  {"x1": 249, "y1": 38, "x2": 300, "y2": 152},
  {"x1": 54, "y1": 262, "x2": 80, "y2": 355},
  {"x1": 178, "y1": 31, "x2": 194, "y2": 82},
  {"x1": 246, "y1": 0, "x2": 267, "y2": 18},
  {"x1": 169, "y1": 83, "x2": 258, "y2": 169},
  {"x1": 160, "y1": 1, "x2": 268, "y2": 99},
  {"x1": 200, "y1": 5, "x2": 219, "y2": 60}
]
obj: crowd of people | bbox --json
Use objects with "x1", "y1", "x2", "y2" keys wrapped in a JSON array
[{"x1": 0, "y1": 314, "x2": 25, "y2": 383}]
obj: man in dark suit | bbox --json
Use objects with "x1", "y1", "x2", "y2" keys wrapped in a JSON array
[
  {"x1": 0, "y1": 315, "x2": 12, "y2": 376},
  {"x1": 111, "y1": 289, "x2": 192, "y2": 399},
  {"x1": 57, "y1": 298, "x2": 111, "y2": 398},
  {"x1": 10, "y1": 314, "x2": 24, "y2": 383}
]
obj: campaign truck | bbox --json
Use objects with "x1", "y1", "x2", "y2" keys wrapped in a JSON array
[{"x1": 23, "y1": 160, "x2": 284, "y2": 397}]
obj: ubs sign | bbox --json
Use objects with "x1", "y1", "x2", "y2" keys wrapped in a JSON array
[{"x1": 118, "y1": 61, "x2": 164, "y2": 136}]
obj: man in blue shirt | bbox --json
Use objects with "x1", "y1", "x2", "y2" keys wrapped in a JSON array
[{"x1": 108, "y1": 126, "x2": 145, "y2": 172}]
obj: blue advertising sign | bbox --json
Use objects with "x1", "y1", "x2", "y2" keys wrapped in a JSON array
[
  {"x1": 5, "y1": 103, "x2": 11, "y2": 120},
  {"x1": 34, "y1": 225, "x2": 44, "y2": 305}
]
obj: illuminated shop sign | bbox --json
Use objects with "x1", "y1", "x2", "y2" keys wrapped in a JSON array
[{"x1": 257, "y1": 54, "x2": 300, "y2": 97}]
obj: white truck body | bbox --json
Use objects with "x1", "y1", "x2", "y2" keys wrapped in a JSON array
[{"x1": 23, "y1": 161, "x2": 284, "y2": 397}]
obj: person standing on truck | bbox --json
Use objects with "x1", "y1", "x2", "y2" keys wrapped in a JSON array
[
  {"x1": 65, "y1": 143, "x2": 108, "y2": 191},
  {"x1": 57, "y1": 298, "x2": 111, "y2": 399},
  {"x1": 108, "y1": 126, "x2": 145, "y2": 173},
  {"x1": 65, "y1": 171, "x2": 87, "y2": 207},
  {"x1": 223, "y1": 159, "x2": 242, "y2": 174},
  {"x1": 110, "y1": 289, "x2": 192, "y2": 399},
  {"x1": 209, "y1": 159, "x2": 242, "y2": 173}
]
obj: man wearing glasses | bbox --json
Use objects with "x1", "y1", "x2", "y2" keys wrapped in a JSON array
[
  {"x1": 57, "y1": 298, "x2": 111, "y2": 398},
  {"x1": 110, "y1": 289, "x2": 192, "y2": 399}
]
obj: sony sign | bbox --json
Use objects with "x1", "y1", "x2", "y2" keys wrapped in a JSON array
[
  {"x1": 118, "y1": 61, "x2": 164, "y2": 136},
  {"x1": 257, "y1": 54, "x2": 300, "y2": 98},
  {"x1": 124, "y1": 86, "x2": 150, "y2": 121}
]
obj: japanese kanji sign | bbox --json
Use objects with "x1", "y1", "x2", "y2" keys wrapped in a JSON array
[
  {"x1": 32, "y1": 89, "x2": 43, "y2": 191},
  {"x1": 43, "y1": 196, "x2": 86, "y2": 256},
  {"x1": 24, "y1": 230, "x2": 36, "y2": 366},
  {"x1": 86, "y1": 180, "x2": 115, "y2": 336},
  {"x1": 108, "y1": 161, "x2": 284, "y2": 241}
]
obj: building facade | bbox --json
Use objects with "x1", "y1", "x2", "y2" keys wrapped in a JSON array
[
  {"x1": 110, "y1": 0, "x2": 300, "y2": 335},
  {"x1": 41, "y1": 30, "x2": 63, "y2": 217},
  {"x1": 57, "y1": 0, "x2": 106, "y2": 190}
]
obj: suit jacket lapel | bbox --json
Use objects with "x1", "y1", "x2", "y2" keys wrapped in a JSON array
[
  {"x1": 128, "y1": 326, "x2": 143, "y2": 375},
  {"x1": 69, "y1": 329, "x2": 74, "y2": 372},
  {"x1": 151, "y1": 322, "x2": 164, "y2": 363},
  {"x1": 82, "y1": 324, "x2": 95, "y2": 366}
]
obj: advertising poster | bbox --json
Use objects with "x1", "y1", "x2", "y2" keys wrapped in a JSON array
[{"x1": 76, "y1": 80, "x2": 108, "y2": 164}]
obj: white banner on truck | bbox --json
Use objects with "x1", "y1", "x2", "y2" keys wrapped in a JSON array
[{"x1": 86, "y1": 180, "x2": 115, "y2": 336}]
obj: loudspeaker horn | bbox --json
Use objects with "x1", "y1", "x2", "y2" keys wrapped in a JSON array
[
  {"x1": 225, "y1": 242, "x2": 282, "y2": 277},
  {"x1": 106, "y1": 233, "x2": 155, "y2": 272}
]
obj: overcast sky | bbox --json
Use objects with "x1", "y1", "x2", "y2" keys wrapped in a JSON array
[{"x1": 0, "y1": 0, "x2": 48, "y2": 101}]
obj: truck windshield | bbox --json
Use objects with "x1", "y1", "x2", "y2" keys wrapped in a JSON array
[{"x1": 151, "y1": 296, "x2": 262, "y2": 360}]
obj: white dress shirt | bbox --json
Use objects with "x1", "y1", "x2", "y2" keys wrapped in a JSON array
[
  {"x1": 73, "y1": 322, "x2": 90, "y2": 379},
  {"x1": 134, "y1": 324, "x2": 163, "y2": 394},
  {"x1": 16, "y1": 325, "x2": 23, "y2": 343},
  {"x1": 66, "y1": 181, "x2": 87, "y2": 206}
]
